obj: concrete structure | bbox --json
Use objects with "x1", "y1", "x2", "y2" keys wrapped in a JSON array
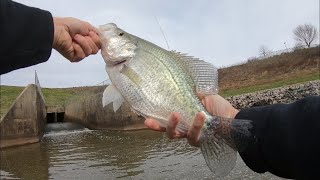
[
  {"x1": 0, "y1": 84, "x2": 145, "y2": 149},
  {"x1": 1, "y1": 81, "x2": 318, "y2": 149},
  {"x1": 47, "y1": 106, "x2": 64, "y2": 113},
  {"x1": 0, "y1": 84, "x2": 46, "y2": 148},
  {"x1": 64, "y1": 90, "x2": 146, "y2": 130}
]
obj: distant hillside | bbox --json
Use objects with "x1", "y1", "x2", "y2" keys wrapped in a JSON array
[
  {"x1": 42, "y1": 85, "x2": 106, "y2": 106},
  {"x1": 1, "y1": 46, "x2": 319, "y2": 116},
  {"x1": 218, "y1": 46, "x2": 319, "y2": 96}
]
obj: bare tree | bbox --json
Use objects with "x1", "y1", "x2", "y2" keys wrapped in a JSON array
[
  {"x1": 293, "y1": 24, "x2": 318, "y2": 48},
  {"x1": 259, "y1": 45, "x2": 270, "y2": 57}
]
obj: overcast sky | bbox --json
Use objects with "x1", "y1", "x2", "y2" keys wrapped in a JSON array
[{"x1": 1, "y1": 0, "x2": 319, "y2": 88}]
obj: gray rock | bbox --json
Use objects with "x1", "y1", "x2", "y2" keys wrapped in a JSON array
[{"x1": 226, "y1": 80, "x2": 320, "y2": 109}]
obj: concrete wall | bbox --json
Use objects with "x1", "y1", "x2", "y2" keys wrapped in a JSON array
[
  {"x1": 0, "y1": 84, "x2": 46, "y2": 148},
  {"x1": 64, "y1": 91, "x2": 146, "y2": 130}
]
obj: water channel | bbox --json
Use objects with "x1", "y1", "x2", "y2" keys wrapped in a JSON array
[{"x1": 1, "y1": 127, "x2": 284, "y2": 179}]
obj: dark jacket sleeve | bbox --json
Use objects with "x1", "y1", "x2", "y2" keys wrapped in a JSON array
[
  {"x1": 236, "y1": 96, "x2": 320, "y2": 179},
  {"x1": 0, "y1": 0, "x2": 54, "y2": 75}
]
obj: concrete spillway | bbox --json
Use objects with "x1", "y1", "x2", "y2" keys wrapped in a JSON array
[
  {"x1": 64, "y1": 88, "x2": 145, "y2": 130},
  {"x1": 0, "y1": 84, "x2": 46, "y2": 148},
  {"x1": 0, "y1": 84, "x2": 146, "y2": 149}
]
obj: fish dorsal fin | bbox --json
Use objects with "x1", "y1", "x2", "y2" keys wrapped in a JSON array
[
  {"x1": 171, "y1": 51, "x2": 219, "y2": 95},
  {"x1": 102, "y1": 84, "x2": 125, "y2": 112}
]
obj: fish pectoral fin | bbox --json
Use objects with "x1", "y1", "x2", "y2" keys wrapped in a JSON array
[
  {"x1": 112, "y1": 96, "x2": 125, "y2": 112},
  {"x1": 120, "y1": 64, "x2": 143, "y2": 87},
  {"x1": 102, "y1": 84, "x2": 125, "y2": 112}
]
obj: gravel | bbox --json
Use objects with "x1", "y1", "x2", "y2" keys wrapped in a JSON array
[{"x1": 226, "y1": 80, "x2": 320, "y2": 109}]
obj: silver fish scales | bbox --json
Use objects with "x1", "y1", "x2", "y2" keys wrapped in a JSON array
[{"x1": 99, "y1": 23, "x2": 252, "y2": 177}]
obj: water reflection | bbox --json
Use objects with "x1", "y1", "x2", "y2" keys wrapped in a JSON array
[
  {"x1": 1, "y1": 129, "x2": 284, "y2": 179},
  {"x1": 0, "y1": 142, "x2": 49, "y2": 180}
]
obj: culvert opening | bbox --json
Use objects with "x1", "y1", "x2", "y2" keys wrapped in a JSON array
[
  {"x1": 47, "y1": 113, "x2": 55, "y2": 123},
  {"x1": 57, "y1": 112, "x2": 64, "y2": 122},
  {"x1": 46, "y1": 112, "x2": 65, "y2": 123}
]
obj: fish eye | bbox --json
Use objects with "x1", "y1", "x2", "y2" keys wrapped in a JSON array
[{"x1": 119, "y1": 32, "x2": 124, "y2": 36}]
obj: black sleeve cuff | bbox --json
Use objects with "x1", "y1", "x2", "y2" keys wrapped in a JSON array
[
  {"x1": 235, "y1": 106, "x2": 271, "y2": 174},
  {"x1": 235, "y1": 96, "x2": 320, "y2": 179},
  {"x1": 0, "y1": 0, "x2": 54, "y2": 74}
]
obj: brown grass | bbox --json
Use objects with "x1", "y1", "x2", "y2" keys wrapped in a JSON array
[{"x1": 218, "y1": 47, "x2": 320, "y2": 91}]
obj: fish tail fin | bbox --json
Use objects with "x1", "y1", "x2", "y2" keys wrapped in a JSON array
[{"x1": 200, "y1": 116, "x2": 253, "y2": 177}]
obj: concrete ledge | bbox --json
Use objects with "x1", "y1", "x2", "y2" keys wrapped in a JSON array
[
  {"x1": 0, "y1": 84, "x2": 46, "y2": 149},
  {"x1": 0, "y1": 136, "x2": 40, "y2": 149},
  {"x1": 64, "y1": 88, "x2": 145, "y2": 130},
  {"x1": 46, "y1": 106, "x2": 65, "y2": 113}
]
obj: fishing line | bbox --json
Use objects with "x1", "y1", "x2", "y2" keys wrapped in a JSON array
[
  {"x1": 143, "y1": 0, "x2": 170, "y2": 51},
  {"x1": 154, "y1": 16, "x2": 170, "y2": 50}
]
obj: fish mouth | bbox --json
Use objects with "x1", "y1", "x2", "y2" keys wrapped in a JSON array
[
  {"x1": 114, "y1": 60, "x2": 127, "y2": 65},
  {"x1": 99, "y1": 23, "x2": 118, "y2": 31},
  {"x1": 107, "y1": 59, "x2": 127, "y2": 66}
]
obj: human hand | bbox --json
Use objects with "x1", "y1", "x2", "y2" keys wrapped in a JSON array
[
  {"x1": 144, "y1": 95, "x2": 239, "y2": 147},
  {"x1": 53, "y1": 17, "x2": 101, "y2": 62},
  {"x1": 198, "y1": 94, "x2": 239, "y2": 119},
  {"x1": 145, "y1": 112, "x2": 206, "y2": 147}
]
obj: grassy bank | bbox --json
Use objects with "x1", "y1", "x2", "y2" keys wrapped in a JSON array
[
  {"x1": 1, "y1": 47, "x2": 319, "y2": 117},
  {"x1": 0, "y1": 86, "x2": 106, "y2": 117},
  {"x1": 219, "y1": 46, "x2": 319, "y2": 96},
  {"x1": 0, "y1": 86, "x2": 24, "y2": 116},
  {"x1": 220, "y1": 71, "x2": 319, "y2": 97},
  {"x1": 42, "y1": 86, "x2": 106, "y2": 107}
]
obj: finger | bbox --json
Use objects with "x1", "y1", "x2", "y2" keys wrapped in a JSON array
[
  {"x1": 85, "y1": 36, "x2": 99, "y2": 54},
  {"x1": 63, "y1": 17, "x2": 89, "y2": 36},
  {"x1": 187, "y1": 112, "x2": 206, "y2": 147},
  {"x1": 166, "y1": 112, "x2": 187, "y2": 139},
  {"x1": 77, "y1": 21, "x2": 91, "y2": 36},
  {"x1": 74, "y1": 34, "x2": 92, "y2": 56},
  {"x1": 72, "y1": 42, "x2": 86, "y2": 62},
  {"x1": 144, "y1": 119, "x2": 166, "y2": 132},
  {"x1": 197, "y1": 93, "x2": 215, "y2": 115},
  {"x1": 89, "y1": 31, "x2": 102, "y2": 49},
  {"x1": 196, "y1": 92, "x2": 207, "y2": 106}
]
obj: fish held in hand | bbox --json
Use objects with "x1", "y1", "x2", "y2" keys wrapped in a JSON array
[{"x1": 99, "y1": 23, "x2": 252, "y2": 177}]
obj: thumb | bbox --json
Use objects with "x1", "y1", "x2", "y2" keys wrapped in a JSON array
[
  {"x1": 64, "y1": 17, "x2": 91, "y2": 36},
  {"x1": 75, "y1": 22, "x2": 91, "y2": 36},
  {"x1": 196, "y1": 92, "x2": 206, "y2": 100}
]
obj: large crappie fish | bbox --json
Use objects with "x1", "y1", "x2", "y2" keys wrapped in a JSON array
[{"x1": 99, "y1": 23, "x2": 252, "y2": 177}]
